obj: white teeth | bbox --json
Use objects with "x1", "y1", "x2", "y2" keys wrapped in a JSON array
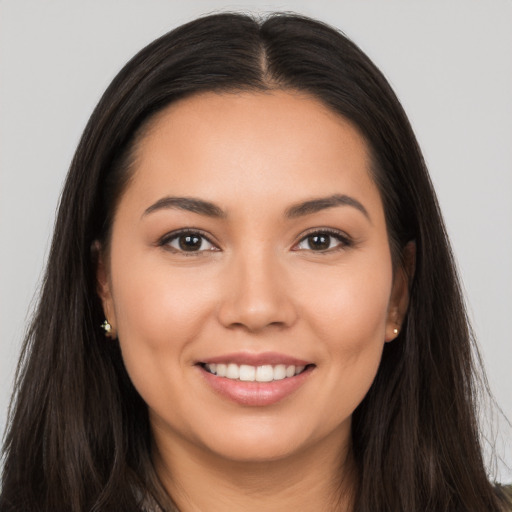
[
  {"x1": 295, "y1": 365, "x2": 305, "y2": 375},
  {"x1": 216, "y1": 363, "x2": 227, "y2": 377},
  {"x1": 255, "y1": 365, "x2": 274, "y2": 382},
  {"x1": 204, "y1": 362, "x2": 308, "y2": 382},
  {"x1": 239, "y1": 364, "x2": 256, "y2": 381},
  {"x1": 226, "y1": 363, "x2": 239, "y2": 379},
  {"x1": 273, "y1": 364, "x2": 287, "y2": 380}
]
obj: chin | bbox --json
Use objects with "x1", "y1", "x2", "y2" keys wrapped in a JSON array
[
  {"x1": 193, "y1": 414, "x2": 343, "y2": 464},
  {"x1": 203, "y1": 434, "x2": 306, "y2": 464}
]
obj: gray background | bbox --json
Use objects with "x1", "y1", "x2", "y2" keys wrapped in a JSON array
[{"x1": 1, "y1": 0, "x2": 511, "y2": 481}]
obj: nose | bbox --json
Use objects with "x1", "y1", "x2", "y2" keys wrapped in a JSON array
[{"x1": 216, "y1": 250, "x2": 298, "y2": 333}]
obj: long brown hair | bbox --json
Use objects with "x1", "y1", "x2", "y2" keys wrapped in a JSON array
[{"x1": 1, "y1": 12, "x2": 509, "y2": 512}]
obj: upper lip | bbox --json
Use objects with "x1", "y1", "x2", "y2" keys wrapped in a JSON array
[{"x1": 199, "y1": 352, "x2": 313, "y2": 367}]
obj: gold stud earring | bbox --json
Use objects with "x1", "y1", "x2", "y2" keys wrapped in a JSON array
[{"x1": 101, "y1": 319, "x2": 115, "y2": 338}]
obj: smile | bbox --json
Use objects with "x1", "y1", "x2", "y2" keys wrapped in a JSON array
[
  {"x1": 197, "y1": 354, "x2": 315, "y2": 406},
  {"x1": 203, "y1": 363, "x2": 307, "y2": 382}
]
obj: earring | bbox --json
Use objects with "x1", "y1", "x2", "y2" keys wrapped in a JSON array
[
  {"x1": 101, "y1": 319, "x2": 115, "y2": 338},
  {"x1": 393, "y1": 327, "x2": 399, "y2": 335}
]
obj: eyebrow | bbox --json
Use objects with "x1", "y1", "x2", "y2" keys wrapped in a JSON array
[
  {"x1": 285, "y1": 194, "x2": 371, "y2": 221},
  {"x1": 142, "y1": 196, "x2": 226, "y2": 218},
  {"x1": 142, "y1": 193, "x2": 370, "y2": 222}
]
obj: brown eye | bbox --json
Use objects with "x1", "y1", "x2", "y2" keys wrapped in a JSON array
[
  {"x1": 294, "y1": 230, "x2": 351, "y2": 252},
  {"x1": 163, "y1": 231, "x2": 217, "y2": 253},
  {"x1": 307, "y1": 234, "x2": 331, "y2": 251},
  {"x1": 178, "y1": 234, "x2": 203, "y2": 251}
]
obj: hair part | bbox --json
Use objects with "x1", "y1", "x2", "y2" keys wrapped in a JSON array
[{"x1": 1, "y1": 11, "x2": 508, "y2": 512}]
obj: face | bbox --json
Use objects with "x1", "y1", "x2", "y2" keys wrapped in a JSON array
[{"x1": 98, "y1": 90, "x2": 408, "y2": 464}]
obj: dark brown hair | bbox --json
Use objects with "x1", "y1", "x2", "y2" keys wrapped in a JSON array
[{"x1": 1, "y1": 12, "x2": 509, "y2": 512}]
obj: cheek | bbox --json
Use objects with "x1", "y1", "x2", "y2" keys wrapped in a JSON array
[
  {"x1": 301, "y1": 255, "x2": 393, "y2": 342},
  {"x1": 297, "y1": 253, "x2": 392, "y2": 410},
  {"x1": 108, "y1": 248, "x2": 219, "y2": 396},
  {"x1": 111, "y1": 246, "x2": 216, "y2": 342}
]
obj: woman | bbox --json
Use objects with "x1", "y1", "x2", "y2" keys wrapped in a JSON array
[{"x1": 1, "y1": 12, "x2": 510, "y2": 512}]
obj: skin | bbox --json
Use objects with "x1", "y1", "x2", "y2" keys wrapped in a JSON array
[{"x1": 97, "y1": 90, "x2": 410, "y2": 511}]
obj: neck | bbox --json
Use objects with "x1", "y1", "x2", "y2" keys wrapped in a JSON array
[{"x1": 152, "y1": 426, "x2": 356, "y2": 512}]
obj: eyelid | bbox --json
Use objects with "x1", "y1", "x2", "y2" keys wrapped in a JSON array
[
  {"x1": 157, "y1": 227, "x2": 352, "y2": 254},
  {"x1": 292, "y1": 227, "x2": 353, "y2": 252},
  {"x1": 158, "y1": 228, "x2": 220, "y2": 253}
]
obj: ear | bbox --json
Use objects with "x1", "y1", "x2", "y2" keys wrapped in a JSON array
[
  {"x1": 93, "y1": 241, "x2": 117, "y2": 338},
  {"x1": 385, "y1": 241, "x2": 416, "y2": 342}
]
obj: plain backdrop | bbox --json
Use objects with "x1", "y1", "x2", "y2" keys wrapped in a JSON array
[{"x1": 1, "y1": 0, "x2": 511, "y2": 482}]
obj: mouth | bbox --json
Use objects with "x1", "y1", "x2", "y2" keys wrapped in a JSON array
[
  {"x1": 200, "y1": 362, "x2": 310, "y2": 382},
  {"x1": 196, "y1": 354, "x2": 315, "y2": 406}
]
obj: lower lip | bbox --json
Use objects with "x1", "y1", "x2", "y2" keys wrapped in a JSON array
[{"x1": 198, "y1": 365, "x2": 313, "y2": 406}]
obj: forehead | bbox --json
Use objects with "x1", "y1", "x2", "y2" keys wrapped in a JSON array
[{"x1": 123, "y1": 90, "x2": 382, "y2": 220}]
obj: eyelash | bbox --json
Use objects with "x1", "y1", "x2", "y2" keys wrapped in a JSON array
[
  {"x1": 158, "y1": 228, "x2": 353, "y2": 255},
  {"x1": 292, "y1": 228, "x2": 353, "y2": 253},
  {"x1": 159, "y1": 229, "x2": 218, "y2": 256}
]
